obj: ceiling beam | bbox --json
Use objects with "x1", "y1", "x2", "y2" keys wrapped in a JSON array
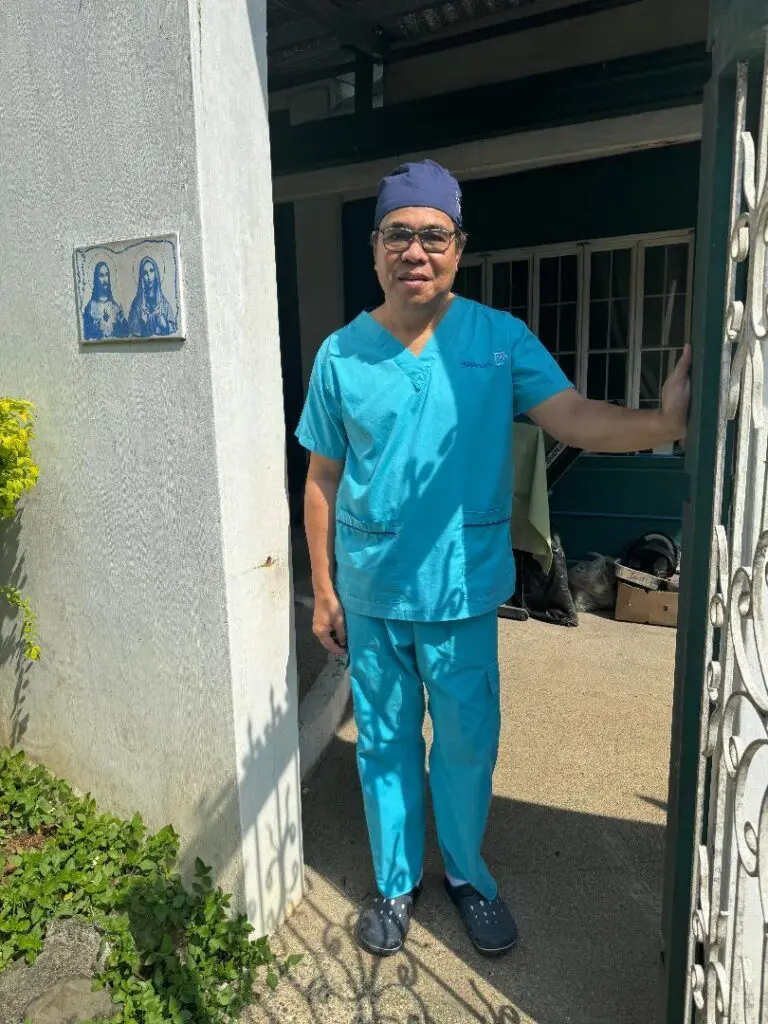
[
  {"x1": 268, "y1": 0, "x2": 639, "y2": 92},
  {"x1": 270, "y1": 44, "x2": 709, "y2": 177},
  {"x1": 365, "y1": 0, "x2": 535, "y2": 23},
  {"x1": 268, "y1": 15, "x2": 326, "y2": 54},
  {"x1": 289, "y1": 0, "x2": 387, "y2": 57}
]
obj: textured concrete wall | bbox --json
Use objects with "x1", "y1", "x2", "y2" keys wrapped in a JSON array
[
  {"x1": 0, "y1": 0, "x2": 299, "y2": 931},
  {"x1": 385, "y1": 0, "x2": 708, "y2": 102},
  {"x1": 190, "y1": 0, "x2": 303, "y2": 932}
]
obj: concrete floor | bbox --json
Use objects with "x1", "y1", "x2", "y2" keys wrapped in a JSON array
[{"x1": 249, "y1": 612, "x2": 675, "y2": 1024}]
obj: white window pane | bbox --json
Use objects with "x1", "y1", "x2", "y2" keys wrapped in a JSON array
[
  {"x1": 641, "y1": 243, "x2": 690, "y2": 350},
  {"x1": 511, "y1": 260, "x2": 529, "y2": 309},
  {"x1": 591, "y1": 251, "x2": 611, "y2": 300},
  {"x1": 590, "y1": 300, "x2": 609, "y2": 348},
  {"x1": 558, "y1": 352, "x2": 576, "y2": 381},
  {"x1": 560, "y1": 254, "x2": 578, "y2": 302},
  {"x1": 609, "y1": 298, "x2": 630, "y2": 350},
  {"x1": 490, "y1": 259, "x2": 529, "y2": 323},
  {"x1": 535, "y1": 251, "x2": 579, "y2": 385},
  {"x1": 491, "y1": 262, "x2": 511, "y2": 308},
  {"x1": 639, "y1": 350, "x2": 663, "y2": 405},
  {"x1": 539, "y1": 257, "x2": 559, "y2": 303},
  {"x1": 665, "y1": 244, "x2": 688, "y2": 296},
  {"x1": 560, "y1": 302, "x2": 577, "y2": 349},
  {"x1": 644, "y1": 246, "x2": 666, "y2": 295},
  {"x1": 587, "y1": 352, "x2": 607, "y2": 400},
  {"x1": 611, "y1": 249, "x2": 631, "y2": 299},
  {"x1": 585, "y1": 248, "x2": 631, "y2": 405},
  {"x1": 643, "y1": 296, "x2": 664, "y2": 347},
  {"x1": 539, "y1": 304, "x2": 558, "y2": 352},
  {"x1": 669, "y1": 294, "x2": 686, "y2": 347},
  {"x1": 607, "y1": 353, "x2": 628, "y2": 403},
  {"x1": 455, "y1": 264, "x2": 483, "y2": 302}
]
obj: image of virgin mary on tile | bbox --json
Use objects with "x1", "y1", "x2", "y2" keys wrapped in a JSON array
[{"x1": 128, "y1": 256, "x2": 178, "y2": 337}]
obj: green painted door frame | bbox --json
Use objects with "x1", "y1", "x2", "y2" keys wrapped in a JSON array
[{"x1": 660, "y1": 2, "x2": 768, "y2": 1021}]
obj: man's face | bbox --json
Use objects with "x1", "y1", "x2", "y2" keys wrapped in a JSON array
[
  {"x1": 373, "y1": 207, "x2": 463, "y2": 307},
  {"x1": 97, "y1": 265, "x2": 110, "y2": 294}
]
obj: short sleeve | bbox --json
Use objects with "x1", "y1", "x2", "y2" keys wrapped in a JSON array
[
  {"x1": 295, "y1": 341, "x2": 348, "y2": 461},
  {"x1": 510, "y1": 321, "x2": 574, "y2": 418}
]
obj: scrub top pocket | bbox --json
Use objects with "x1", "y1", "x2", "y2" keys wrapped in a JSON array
[
  {"x1": 335, "y1": 508, "x2": 401, "y2": 574},
  {"x1": 461, "y1": 511, "x2": 514, "y2": 602}
]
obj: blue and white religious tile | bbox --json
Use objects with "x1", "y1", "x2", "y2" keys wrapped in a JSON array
[{"x1": 74, "y1": 234, "x2": 183, "y2": 343}]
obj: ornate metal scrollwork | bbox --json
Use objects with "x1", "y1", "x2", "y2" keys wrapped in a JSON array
[{"x1": 689, "y1": 42, "x2": 768, "y2": 1024}]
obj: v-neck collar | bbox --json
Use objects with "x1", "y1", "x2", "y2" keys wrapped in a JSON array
[{"x1": 361, "y1": 295, "x2": 465, "y2": 369}]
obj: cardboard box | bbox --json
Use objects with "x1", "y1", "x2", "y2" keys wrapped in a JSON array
[{"x1": 615, "y1": 580, "x2": 678, "y2": 628}]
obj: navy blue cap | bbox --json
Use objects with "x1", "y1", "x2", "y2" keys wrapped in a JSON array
[{"x1": 374, "y1": 159, "x2": 463, "y2": 228}]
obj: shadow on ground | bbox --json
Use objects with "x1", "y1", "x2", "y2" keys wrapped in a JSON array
[{"x1": 248, "y1": 720, "x2": 665, "y2": 1024}]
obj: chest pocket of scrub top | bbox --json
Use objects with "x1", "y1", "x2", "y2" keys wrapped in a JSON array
[{"x1": 335, "y1": 508, "x2": 401, "y2": 574}]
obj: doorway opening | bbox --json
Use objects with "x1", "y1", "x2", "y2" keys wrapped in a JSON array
[{"x1": 271, "y1": 155, "x2": 698, "y2": 1024}]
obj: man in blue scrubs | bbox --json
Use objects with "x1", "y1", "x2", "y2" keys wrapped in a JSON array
[{"x1": 296, "y1": 160, "x2": 691, "y2": 958}]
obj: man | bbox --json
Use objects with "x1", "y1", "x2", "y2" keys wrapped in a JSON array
[
  {"x1": 296, "y1": 160, "x2": 690, "y2": 958},
  {"x1": 82, "y1": 261, "x2": 128, "y2": 340}
]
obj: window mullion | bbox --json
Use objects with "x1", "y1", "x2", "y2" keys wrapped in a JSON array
[
  {"x1": 531, "y1": 254, "x2": 540, "y2": 336},
  {"x1": 578, "y1": 244, "x2": 589, "y2": 394},
  {"x1": 629, "y1": 241, "x2": 645, "y2": 409},
  {"x1": 684, "y1": 234, "x2": 695, "y2": 347}
]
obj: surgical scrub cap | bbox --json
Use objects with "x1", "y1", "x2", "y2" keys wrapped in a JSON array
[{"x1": 374, "y1": 159, "x2": 463, "y2": 228}]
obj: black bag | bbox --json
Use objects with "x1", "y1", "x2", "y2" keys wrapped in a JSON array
[{"x1": 499, "y1": 535, "x2": 578, "y2": 627}]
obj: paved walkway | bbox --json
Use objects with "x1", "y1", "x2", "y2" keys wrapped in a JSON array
[{"x1": 248, "y1": 613, "x2": 675, "y2": 1024}]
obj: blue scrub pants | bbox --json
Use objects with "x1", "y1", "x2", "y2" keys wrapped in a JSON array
[{"x1": 345, "y1": 609, "x2": 500, "y2": 902}]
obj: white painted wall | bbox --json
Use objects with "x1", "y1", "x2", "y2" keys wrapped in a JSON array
[
  {"x1": 190, "y1": 0, "x2": 303, "y2": 933},
  {"x1": 0, "y1": 0, "x2": 300, "y2": 933},
  {"x1": 385, "y1": 0, "x2": 708, "y2": 102}
]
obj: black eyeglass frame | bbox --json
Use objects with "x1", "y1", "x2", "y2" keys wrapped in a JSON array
[{"x1": 370, "y1": 225, "x2": 468, "y2": 254}]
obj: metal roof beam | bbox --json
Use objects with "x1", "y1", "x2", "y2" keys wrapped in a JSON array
[{"x1": 289, "y1": 0, "x2": 387, "y2": 56}]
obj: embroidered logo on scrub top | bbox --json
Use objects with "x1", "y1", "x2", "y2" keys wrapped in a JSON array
[{"x1": 460, "y1": 354, "x2": 509, "y2": 369}]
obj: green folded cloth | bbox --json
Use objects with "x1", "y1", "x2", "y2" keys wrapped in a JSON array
[{"x1": 512, "y1": 422, "x2": 552, "y2": 572}]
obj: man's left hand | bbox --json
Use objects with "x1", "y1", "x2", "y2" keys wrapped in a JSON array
[{"x1": 660, "y1": 343, "x2": 692, "y2": 441}]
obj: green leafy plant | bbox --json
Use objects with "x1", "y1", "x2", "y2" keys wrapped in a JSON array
[
  {"x1": 0, "y1": 585, "x2": 39, "y2": 661},
  {"x1": 0, "y1": 398, "x2": 40, "y2": 660},
  {"x1": 0, "y1": 749, "x2": 299, "y2": 1022}
]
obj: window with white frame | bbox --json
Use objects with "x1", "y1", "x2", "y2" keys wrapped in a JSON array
[{"x1": 455, "y1": 231, "x2": 693, "y2": 451}]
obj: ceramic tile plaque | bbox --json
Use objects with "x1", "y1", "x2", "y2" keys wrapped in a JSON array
[{"x1": 74, "y1": 234, "x2": 184, "y2": 343}]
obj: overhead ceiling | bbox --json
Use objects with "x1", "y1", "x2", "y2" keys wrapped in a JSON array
[{"x1": 267, "y1": 0, "x2": 615, "y2": 90}]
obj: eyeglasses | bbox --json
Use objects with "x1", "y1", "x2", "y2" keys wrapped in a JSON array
[{"x1": 374, "y1": 226, "x2": 461, "y2": 254}]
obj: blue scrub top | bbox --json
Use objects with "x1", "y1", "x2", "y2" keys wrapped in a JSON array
[{"x1": 296, "y1": 296, "x2": 572, "y2": 621}]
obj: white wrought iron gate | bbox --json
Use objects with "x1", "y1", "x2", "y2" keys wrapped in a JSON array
[{"x1": 677, "y1": 8, "x2": 768, "y2": 1022}]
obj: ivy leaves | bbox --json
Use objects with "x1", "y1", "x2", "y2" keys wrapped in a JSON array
[{"x1": 1, "y1": 749, "x2": 299, "y2": 1022}]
